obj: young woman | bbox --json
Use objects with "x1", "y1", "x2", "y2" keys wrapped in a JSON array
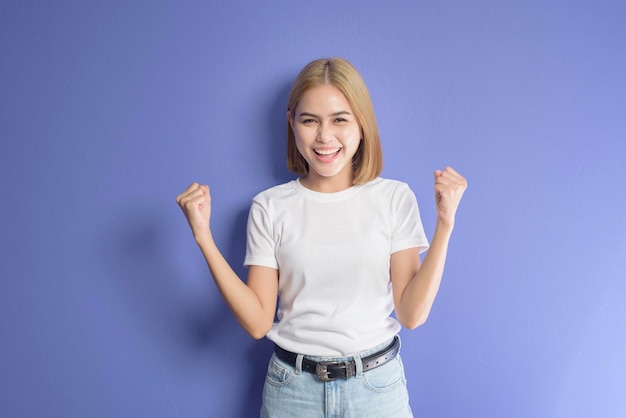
[{"x1": 176, "y1": 57, "x2": 467, "y2": 417}]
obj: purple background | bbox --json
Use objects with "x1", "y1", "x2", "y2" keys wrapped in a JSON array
[{"x1": 1, "y1": 1, "x2": 625, "y2": 417}]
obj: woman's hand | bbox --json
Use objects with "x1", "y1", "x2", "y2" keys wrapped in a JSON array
[
  {"x1": 176, "y1": 185, "x2": 278, "y2": 338},
  {"x1": 433, "y1": 167, "x2": 467, "y2": 228},
  {"x1": 176, "y1": 183, "x2": 212, "y2": 241}
]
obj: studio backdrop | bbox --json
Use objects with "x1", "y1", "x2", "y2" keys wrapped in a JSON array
[{"x1": 1, "y1": 1, "x2": 625, "y2": 417}]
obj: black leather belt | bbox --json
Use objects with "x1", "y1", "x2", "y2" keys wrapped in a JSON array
[{"x1": 274, "y1": 336, "x2": 400, "y2": 382}]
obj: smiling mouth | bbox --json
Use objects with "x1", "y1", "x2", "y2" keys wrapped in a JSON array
[{"x1": 314, "y1": 147, "x2": 342, "y2": 156}]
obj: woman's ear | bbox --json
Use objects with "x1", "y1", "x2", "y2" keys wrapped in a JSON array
[{"x1": 287, "y1": 111, "x2": 294, "y2": 130}]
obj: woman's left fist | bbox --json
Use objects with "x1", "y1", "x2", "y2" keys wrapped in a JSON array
[{"x1": 433, "y1": 166, "x2": 468, "y2": 227}]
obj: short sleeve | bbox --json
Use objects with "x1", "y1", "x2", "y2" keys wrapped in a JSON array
[
  {"x1": 390, "y1": 183, "x2": 430, "y2": 254},
  {"x1": 244, "y1": 200, "x2": 279, "y2": 269}
]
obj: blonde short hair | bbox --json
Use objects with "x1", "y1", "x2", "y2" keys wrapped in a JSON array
[{"x1": 286, "y1": 57, "x2": 383, "y2": 185}]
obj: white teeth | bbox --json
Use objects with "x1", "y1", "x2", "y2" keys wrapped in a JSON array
[{"x1": 315, "y1": 148, "x2": 341, "y2": 155}]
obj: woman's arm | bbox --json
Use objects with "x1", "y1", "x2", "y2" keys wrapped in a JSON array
[
  {"x1": 391, "y1": 167, "x2": 467, "y2": 329},
  {"x1": 177, "y1": 183, "x2": 278, "y2": 339}
]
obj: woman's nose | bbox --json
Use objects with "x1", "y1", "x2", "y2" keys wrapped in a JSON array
[{"x1": 317, "y1": 122, "x2": 334, "y2": 142}]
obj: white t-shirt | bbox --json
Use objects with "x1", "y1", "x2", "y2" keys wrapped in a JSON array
[{"x1": 244, "y1": 177, "x2": 429, "y2": 356}]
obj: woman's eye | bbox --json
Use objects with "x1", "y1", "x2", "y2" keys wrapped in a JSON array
[
  {"x1": 335, "y1": 118, "x2": 347, "y2": 123},
  {"x1": 301, "y1": 119, "x2": 316, "y2": 124}
]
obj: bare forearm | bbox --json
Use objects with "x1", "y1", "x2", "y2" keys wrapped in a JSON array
[
  {"x1": 398, "y1": 221, "x2": 453, "y2": 329},
  {"x1": 397, "y1": 166, "x2": 467, "y2": 328},
  {"x1": 195, "y1": 232, "x2": 272, "y2": 338}
]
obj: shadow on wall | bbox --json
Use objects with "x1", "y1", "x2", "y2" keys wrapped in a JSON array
[
  {"x1": 96, "y1": 78, "x2": 295, "y2": 417},
  {"x1": 99, "y1": 206, "x2": 273, "y2": 417},
  {"x1": 266, "y1": 79, "x2": 294, "y2": 184}
]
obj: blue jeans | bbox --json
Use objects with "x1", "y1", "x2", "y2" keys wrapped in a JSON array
[{"x1": 260, "y1": 337, "x2": 413, "y2": 418}]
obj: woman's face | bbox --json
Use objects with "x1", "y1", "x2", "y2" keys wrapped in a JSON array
[{"x1": 289, "y1": 84, "x2": 361, "y2": 190}]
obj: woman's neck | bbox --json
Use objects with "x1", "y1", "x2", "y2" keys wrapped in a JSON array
[{"x1": 300, "y1": 170, "x2": 353, "y2": 193}]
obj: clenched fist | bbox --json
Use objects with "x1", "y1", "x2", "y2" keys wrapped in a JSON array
[
  {"x1": 433, "y1": 167, "x2": 467, "y2": 228},
  {"x1": 176, "y1": 183, "x2": 212, "y2": 241}
]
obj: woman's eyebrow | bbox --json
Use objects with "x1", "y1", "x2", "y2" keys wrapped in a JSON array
[{"x1": 298, "y1": 110, "x2": 352, "y2": 118}]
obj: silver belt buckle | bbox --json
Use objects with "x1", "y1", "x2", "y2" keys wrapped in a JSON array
[
  {"x1": 315, "y1": 360, "x2": 353, "y2": 382},
  {"x1": 315, "y1": 361, "x2": 338, "y2": 382}
]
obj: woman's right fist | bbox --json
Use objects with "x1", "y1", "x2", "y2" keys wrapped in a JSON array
[{"x1": 176, "y1": 183, "x2": 212, "y2": 239}]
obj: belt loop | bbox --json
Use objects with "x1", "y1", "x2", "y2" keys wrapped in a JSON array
[
  {"x1": 295, "y1": 354, "x2": 304, "y2": 375},
  {"x1": 354, "y1": 354, "x2": 364, "y2": 378}
]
